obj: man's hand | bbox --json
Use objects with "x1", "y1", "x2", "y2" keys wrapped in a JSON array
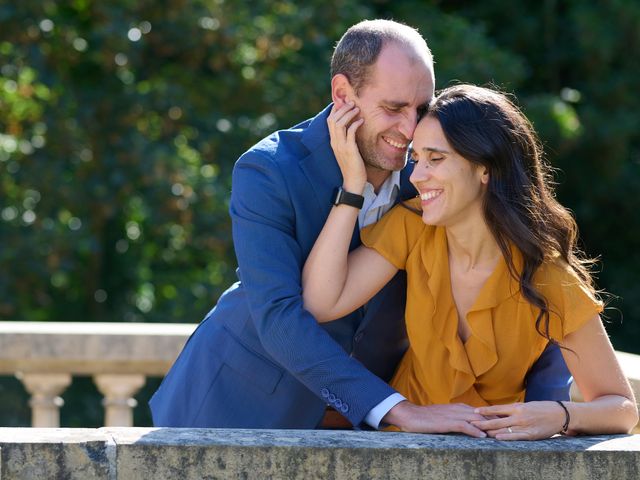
[{"x1": 383, "y1": 401, "x2": 488, "y2": 437}]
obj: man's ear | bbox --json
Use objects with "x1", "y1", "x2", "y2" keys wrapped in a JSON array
[{"x1": 331, "y1": 74, "x2": 355, "y2": 107}]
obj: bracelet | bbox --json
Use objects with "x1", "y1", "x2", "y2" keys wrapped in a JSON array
[{"x1": 555, "y1": 400, "x2": 570, "y2": 434}]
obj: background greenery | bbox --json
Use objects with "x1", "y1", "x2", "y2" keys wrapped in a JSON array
[{"x1": 1, "y1": 0, "x2": 638, "y2": 426}]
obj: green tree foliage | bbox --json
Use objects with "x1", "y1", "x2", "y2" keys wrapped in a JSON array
[{"x1": 1, "y1": 1, "x2": 638, "y2": 426}]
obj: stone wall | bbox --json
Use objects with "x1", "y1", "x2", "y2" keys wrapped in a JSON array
[{"x1": 1, "y1": 428, "x2": 639, "y2": 479}]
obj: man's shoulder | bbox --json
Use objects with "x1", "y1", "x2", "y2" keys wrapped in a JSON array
[{"x1": 241, "y1": 106, "x2": 331, "y2": 167}]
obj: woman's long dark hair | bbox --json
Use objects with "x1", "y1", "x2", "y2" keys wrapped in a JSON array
[{"x1": 427, "y1": 84, "x2": 598, "y2": 343}]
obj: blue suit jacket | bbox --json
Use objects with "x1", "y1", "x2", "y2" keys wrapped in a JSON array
[{"x1": 150, "y1": 105, "x2": 571, "y2": 429}]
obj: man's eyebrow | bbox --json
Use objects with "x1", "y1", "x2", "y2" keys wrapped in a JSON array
[{"x1": 382, "y1": 100, "x2": 410, "y2": 108}]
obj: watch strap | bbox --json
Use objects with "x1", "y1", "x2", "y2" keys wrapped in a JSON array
[{"x1": 333, "y1": 187, "x2": 364, "y2": 209}]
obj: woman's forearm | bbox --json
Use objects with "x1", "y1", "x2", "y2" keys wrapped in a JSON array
[
  {"x1": 302, "y1": 203, "x2": 361, "y2": 321},
  {"x1": 565, "y1": 394, "x2": 638, "y2": 435}
]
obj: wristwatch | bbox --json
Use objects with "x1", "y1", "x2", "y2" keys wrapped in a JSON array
[{"x1": 333, "y1": 187, "x2": 364, "y2": 209}]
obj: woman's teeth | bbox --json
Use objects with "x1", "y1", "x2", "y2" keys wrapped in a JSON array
[{"x1": 420, "y1": 190, "x2": 442, "y2": 201}]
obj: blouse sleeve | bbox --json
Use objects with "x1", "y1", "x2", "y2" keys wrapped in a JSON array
[
  {"x1": 541, "y1": 263, "x2": 604, "y2": 341},
  {"x1": 360, "y1": 199, "x2": 425, "y2": 270}
]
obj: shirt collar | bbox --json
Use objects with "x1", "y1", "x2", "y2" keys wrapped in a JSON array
[{"x1": 362, "y1": 170, "x2": 401, "y2": 208}]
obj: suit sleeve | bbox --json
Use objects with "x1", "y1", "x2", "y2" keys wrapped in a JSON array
[{"x1": 229, "y1": 150, "x2": 396, "y2": 426}]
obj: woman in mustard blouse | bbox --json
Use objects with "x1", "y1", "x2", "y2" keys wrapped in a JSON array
[{"x1": 302, "y1": 84, "x2": 638, "y2": 439}]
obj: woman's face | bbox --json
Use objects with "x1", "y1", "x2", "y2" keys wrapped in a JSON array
[{"x1": 409, "y1": 115, "x2": 488, "y2": 228}]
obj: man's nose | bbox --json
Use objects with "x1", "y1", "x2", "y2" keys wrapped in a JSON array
[{"x1": 398, "y1": 110, "x2": 418, "y2": 141}]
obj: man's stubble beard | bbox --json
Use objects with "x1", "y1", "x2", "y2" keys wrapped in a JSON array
[{"x1": 356, "y1": 127, "x2": 407, "y2": 174}]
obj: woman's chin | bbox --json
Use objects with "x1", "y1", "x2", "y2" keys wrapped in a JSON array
[{"x1": 421, "y1": 213, "x2": 442, "y2": 227}]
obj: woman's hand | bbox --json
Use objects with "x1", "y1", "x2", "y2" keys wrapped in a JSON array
[
  {"x1": 471, "y1": 401, "x2": 568, "y2": 440},
  {"x1": 327, "y1": 101, "x2": 366, "y2": 193}
]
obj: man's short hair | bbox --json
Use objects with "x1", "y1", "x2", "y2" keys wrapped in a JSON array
[{"x1": 330, "y1": 19, "x2": 433, "y2": 94}]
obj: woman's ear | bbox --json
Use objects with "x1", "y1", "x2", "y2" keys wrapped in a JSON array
[
  {"x1": 331, "y1": 74, "x2": 355, "y2": 108},
  {"x1": 480, "y1": 167, "x2": 490, "y2": 185}
]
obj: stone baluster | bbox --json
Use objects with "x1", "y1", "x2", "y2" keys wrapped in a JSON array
[
  {"x1": 93, "y1": 374, "x2": 146, "y2": 427},
  {"x1": 17, "y1": 372, "x2": 72, "y2": 427}
]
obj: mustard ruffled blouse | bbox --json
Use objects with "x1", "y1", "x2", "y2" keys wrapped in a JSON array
[{"x1": 361, "y1": 200, "x2": 603, "y2": 407}]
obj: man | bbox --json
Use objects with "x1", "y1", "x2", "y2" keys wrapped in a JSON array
[{"x1": 150, "y1": 19, "x2": 570, "y2": 433}]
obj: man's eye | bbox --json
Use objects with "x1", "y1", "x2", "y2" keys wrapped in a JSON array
[{"x1": 386, "y1": 106, "x2": 401, "y2": 113}]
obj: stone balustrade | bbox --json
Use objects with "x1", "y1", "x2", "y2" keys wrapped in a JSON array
[
  {"x1": 0, "y1": 321, "x2": 196, "y2": 427},
  {"x1": 0, "y1": 321, "x2": 639, "y2": 432},
  {"x1": 0, "y1": 428, "x2": 639, "y2": 479}
]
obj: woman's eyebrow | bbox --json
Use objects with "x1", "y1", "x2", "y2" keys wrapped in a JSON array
[{"x1": 422, "y1": 147, "x2": 450, "y2": 154}]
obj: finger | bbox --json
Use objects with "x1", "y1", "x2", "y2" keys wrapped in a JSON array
[
  {"x1": 346, "y1": 118, "x2": 364, "y2": 140},
  {"x1": 474, "y1": 405, "x2": 516, "y2": 416},
  {"x1": 494, "y1": 429, "x2": 532, "y2": 441},
  {"x1": 471, "y1": 416, "x2": 513, "y2": 431},
  {"x1": 329, "y1": 101, "x2": 357, "y2": 125},
  {"x1": 466, "y1": 412, "x2": 491, "y2": 422},
  {"x1": 334, "y1": 106, "x2": 360, "y2": 129},
  {"x1": 456, "y1": 421, "x2": 487, "y2": 438}
]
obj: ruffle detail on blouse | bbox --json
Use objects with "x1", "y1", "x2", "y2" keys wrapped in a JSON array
[{"x1": 420, "y1": 227, "x2": 521, "y2": 401}]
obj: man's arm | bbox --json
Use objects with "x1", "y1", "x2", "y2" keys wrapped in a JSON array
[
  {"x1": 524, "y1": 342, "x2": 572, "y2": 401},
  {"x1": 230, "y1": 150, "x2": 396, "y2": 426}
]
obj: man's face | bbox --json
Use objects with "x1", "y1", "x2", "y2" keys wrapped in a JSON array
[{"x1": 353, "y1": 43, "x2": 434, "y2": 175}]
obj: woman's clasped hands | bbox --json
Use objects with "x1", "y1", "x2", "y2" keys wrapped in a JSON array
[{"x1": 389, "y1": 400, "x2": 570, "y2": 441}]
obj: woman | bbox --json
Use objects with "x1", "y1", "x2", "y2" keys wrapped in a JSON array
[{"x1": 302, "y1": 84, "x2": 638, "y2": 440}]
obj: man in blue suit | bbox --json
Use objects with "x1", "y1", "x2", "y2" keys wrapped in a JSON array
[{"x1": 150, "y1": 19, "x2": 570, "y2": 433}]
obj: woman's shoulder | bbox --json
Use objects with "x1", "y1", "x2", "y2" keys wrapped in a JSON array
[
  {"x1": 382, "y1": 198, "x2": 437, "y2": 240},
  {"x1": 534, "y1": 257, "x2": 602, "y2": 307},
  {"x1": 535, "y1": 256, "x2": 578, "y2": 285},
  {"x1": 361, "y1": 197, "x2": 437, "y2": 265}
]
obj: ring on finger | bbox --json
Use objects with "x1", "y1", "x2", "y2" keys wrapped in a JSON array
[{"x1": 507, "y1": 427, "x2": 513, "y2": 433}]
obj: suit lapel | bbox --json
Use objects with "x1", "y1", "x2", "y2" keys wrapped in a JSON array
[{"x1": 299, "y1": 104, "x2": 362, "y2": 252}]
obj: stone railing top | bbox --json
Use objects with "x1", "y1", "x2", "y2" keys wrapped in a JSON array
[
  {"x1": 0, "y1": 428, "x2": 639, "y2": 479},
  {"x1": 0, "y1": 320, "x2": 196, "y2": 336},
  {"x1": 0, "y1": 321, "x2": 196, "y2": 375}
]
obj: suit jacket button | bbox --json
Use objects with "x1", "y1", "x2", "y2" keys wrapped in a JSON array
[
  {"x1": 334, "y1": 399, "x2": 343, "y2": 409},
  {"x1": 328, "y1": 393, "x2": 336, "y2": 403},
  {"x1": 321, "y1": 388, "x2": 330, "y2": 398},
  {"x1": 340, "y1": 403, "x2": 349, "y2": 413}
]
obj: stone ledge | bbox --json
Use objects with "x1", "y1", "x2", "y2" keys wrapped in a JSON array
[{"x1": 1, "y1": 428, "x2": 639, "y2": 479}]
